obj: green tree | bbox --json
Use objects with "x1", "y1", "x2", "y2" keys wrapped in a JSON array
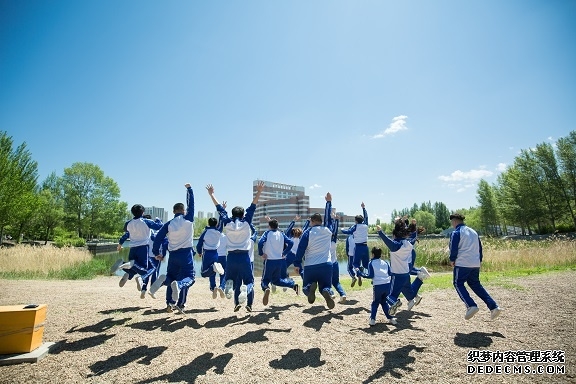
[
  {"x1": 477, "y1": 179, "x2": 499, "y2": 236},
  {"x1": 0, "y1": 132, "x2": 38, "y2": 244},
  {"x1": 61, "y1": 162, "x2": 126, "y2": 238},
  {"x1": 554, "y1": 131, "x2": 576, "y2": 230},
  {"x1": 36, "y1": 188, "x2": 65, "y2": 244},
  {"x1": 433, "y1": 202, "x2": 451, "y2": 230},
  {"x1": 413, "y1": 210, "x2": 435, "y2": 234}
]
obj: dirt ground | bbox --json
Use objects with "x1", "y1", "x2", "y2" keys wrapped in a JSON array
[{"x1": 0, "y1": 271, "x2": 574, "y2": 384}]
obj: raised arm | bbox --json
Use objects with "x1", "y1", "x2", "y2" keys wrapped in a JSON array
[
  {"x1": 184, "y1": 183, "x2": 194, "y2": 221},
  {"x1": 362, "y1": 202, "x2": 368, "y2": 224},
  {"x1": 252, "y1": 181, "x2": 265, "y2": 205},
  {"x1": 323, "y1": 192, "x2": 333, "y2": 228},
  {"x1": 206, "y1": 184, "x2": 220, "y2": 206}
]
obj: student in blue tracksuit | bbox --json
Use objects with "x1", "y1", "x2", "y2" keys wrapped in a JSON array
[
  {"x1": 345, "y1": 235, "x2": 357, "y2": 286},
  {"x1": 258, "y1": 219, "x2": 299, "y2": 306},
  {"x1": 114, "y1": 205, "x2": 163, "y2": 293},
  {"x1": 341, "y1": 203, "x2": 369, "y2": 285},
  {"x1": 282, "y1": 216, "x2": 309, "y2": 280},
  {"x1": 329, "y1": 215, "x2": 347, "y2": 303},
  {"x1": 151, "y1": 183, "x2": 196, "y2": 314},
  {"x1": 449, "y1": 213, "x2": 502, "y2": 321},
  {"x1": 375, "y1": 219, "x2": 414, "y2": 317},
  {"x1": 403, "y1": 219, "x2": 430, "y2": 310},
  {"x1": 145, "y1": 226, "x2": 168, "y2": 298},
  {"x1": 196, "y1": 217, "x2": 225, "y2": 299},
  {"x1": 207, "y1": 181, "x2": 265, "y2": 312},
  {"x1": 364, "y1": 247, "x2": 397, "y2": 326},
  {"x1": 294, "y1": 193, "x2": 336, "y2": 310}
]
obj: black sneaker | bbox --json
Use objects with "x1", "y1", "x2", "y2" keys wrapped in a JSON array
[
  {"x1": 358, "y1": 276, "x2": 363, "y2": 286},
  {"x1": 351, "y1": 277, "x2": 357, "y2": 287},
  {"x1": 234, "y1": 304, "x2": 242, "y2": 312},
  {"x1": 245, "y1": 306, "x2": 252, "y2": 312},
  {"x1": 321, "y1": 290, "x2": 335, "y2": 309},
  {"x1": 262, "y1": 288, "x2": 271, "y2": 306},
  {"x1": 307, "y1": 282, "x2": 317, "y2": 304}
]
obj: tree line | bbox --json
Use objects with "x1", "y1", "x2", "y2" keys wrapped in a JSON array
[
  {"x1": 477, "y1": 131, "x2": 576, "y2": 236},
  {"x1": 0, "y1": 131, "x2": 128, "y2": 245}
]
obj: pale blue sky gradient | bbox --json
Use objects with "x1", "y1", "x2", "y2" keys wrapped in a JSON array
[{"x1": 1, "y1": 1, "x2": 575, "y2": 221}]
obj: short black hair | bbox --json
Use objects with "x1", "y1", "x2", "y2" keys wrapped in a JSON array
[
  {"x1": 231, "y1": 206, "x2": 244, "y2": 219},
  {"x1": 392, "y1": 218, "x2": 410, "y2": 238},
  {"x1": 371, "y1": 247, "x2": 382, "y2": 259},
  {"x1": 173, "y1": 203, "x2": 185, "y2": 212},
  {"x1": 450, "y1": 213, "x2": 465, "y2": 221},
  {"x1": 355, "y1": 215, "x2": 364, "y2": 224},
  {"x1": 131, "y1": 204, "x2": 145, "y2": 218},
  {"x1": 310, "y1": 213, "x2": 322, "y2": 224},
  {"x1": 268, "y1": 219, "x2": 278, "y2": 230},
  {"x1": 208, "y1": 217, "x2": 218, "y2": 227}
]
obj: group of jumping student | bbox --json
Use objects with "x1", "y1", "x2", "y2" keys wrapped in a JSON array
[{"x1": 112, "y1": 182, "x2": 503, "y2": 325}]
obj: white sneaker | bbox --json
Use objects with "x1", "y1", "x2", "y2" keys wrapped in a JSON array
[
  {"x1": 389, "y1": 317, "x2": 398, "y2": 325},
  {"x1": 171, "y1": 281, "x2": 180, "y2": 304},
  {"x1": 173, "y1": 305, "x2": 186, "y2": 315},
  {"x1": 135, "y1": 276, "x2": 143, "y2": 291},
  {"x1": 149, "y1": 274, "x2": 166, "y2": 296},
  {"x1": 369, "y1": 318, "x2": 376, "y2": 326},
  {"x1": 239, "y1": 285, "x2": 248, "y2": 305},
  {"x1": 217, "y1": 287, "x2": 225, "y2": 299},
  {"x1": 418, "y1": 267, "x2": 431, "y2": 280},
  {"x1": 213, "y1": 262, "x2": 224, "y2": 275},
  {"x1": 119, "y1": 260, "x2": 135, "y2": 270},
  {"x1": 119, "y1": 273, "x2": 129, "y2": 287},
  {"x1": 339, "y1": 296, "x2": 347, "y2": 303},
  {"x1": 407, "y1": 299, "x2": 416, "y2": 311},
  {"x1": 262, "y1": 287, "x2": 271, "y2": 306},
  {"x1": 413, "y1": 294, "x2": 422, "y2": 306},
  {"x1": 212, "y1": 288, "x2": 218, "y2": 299},
  {"x1": 490, "y1": 307, "x2": 503, "y2": 320},
  {"x1": 140, "y1": 290, "x2": 146, "y2": 299},
  {"x1": 465, "y1": 306, "x2": 480, "y2": 320},
  {"x1": 224, "y1": 280, "x2": 233, "y2": 299},
  {"x1": 388, "y1": 299, "x2": 402, "y2": 316}
]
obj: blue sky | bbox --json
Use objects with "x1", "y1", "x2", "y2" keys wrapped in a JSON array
[{"x1": 1, "y1": 0, "x2": 575, "y2": 222}]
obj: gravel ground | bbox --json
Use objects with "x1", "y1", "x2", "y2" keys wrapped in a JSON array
[{"x1": 0, "y1": 271, "x2": 574, "y2": 384}]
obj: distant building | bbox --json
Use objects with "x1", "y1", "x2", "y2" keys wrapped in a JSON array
[
  {"x1": 251, "y1": 180, "x2": 356, "y2": 235},
  {"x1": 144, "y1": 206, "x2": 168, "y2": 223},
  {"x1": 197, "y1": 211, "x2": 205, "y2": 219},
  {"x1": 207, "y1": 212, "x2": 215, "y2": 219}
]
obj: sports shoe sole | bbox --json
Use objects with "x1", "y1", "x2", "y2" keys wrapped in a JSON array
[
  {"x1": 212, "y1": 289, "x2": 218, "y2": 299},
  {"x1": 171, "y1": 281, "x2": 180, "y2": 303},
  {"x1": 358, "y1": 276, "x2": 363, "y2": 286},
  {"x1": 351, "y1": 278, "x2": 357, "y2": 288},
  {"x1": 413, "y1": 295, "x2": 422, "y2": 306},
  {"x1": 140, "y1": 290, "x2": 146, "y2": 299},
  {"x1": 234, "y1": 305, "x2": 242, "y2": 312},
  {"x1": 465, "y1": 306, "x2": 480, "y2": 320},
  {"x1": 321, "y1": 290, "x2": 335, "y2": 309},
  {"x1": 119, "y1": 274, "x2": 129, "y2": 287},
  {"x1": 262, "y1": 288, "x2": 271, "y2": 306},
  {"x1": 217, "y1": 288, "x2": 225, "y2": 299},
  {"x1": 307, "y1": 282, "x2": 317, "y2": 304},
  {"x1": 135, "y1": 277, "x2": 143, "y2": 292}
]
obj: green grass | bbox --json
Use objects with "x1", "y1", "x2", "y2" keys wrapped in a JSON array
[
  {"x1": 0, "y1": 257, "x2": 114, "y2": 280},
  {"x1": 335, "y1": 264, "x2": 576, "y2": 294}
]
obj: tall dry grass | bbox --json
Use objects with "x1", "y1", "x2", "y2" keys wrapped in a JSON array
[{"x1": 0, "y1": 244, "x2": 93, "y2": 277}]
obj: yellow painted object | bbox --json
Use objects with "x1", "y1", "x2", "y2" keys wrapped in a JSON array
[{"x1": 0, "y1": 304, "x2": 47, "y2": 354}]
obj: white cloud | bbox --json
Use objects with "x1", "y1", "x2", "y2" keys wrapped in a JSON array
[
  {"x1": 438, "y1": 169, "x2": 493, "y2": 182},
  {"x1": 548, "y1": 136, "x2": 554, "y2": 141},
  {"x1": 372, "y1": 115, "x2": 408, "y2": 139},
  {"x1": 309, "y1": 183, "x2": 322, "y2": 190},
  {"x1": 496, "y1": 163, "x2": 507, "y2": 172}
]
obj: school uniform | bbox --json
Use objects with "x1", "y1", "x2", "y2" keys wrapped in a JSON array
[
  {"x1": 377, "y1": 230, "x2": 413, "y2": 311},
  {"x1": 341, "y1": 207, "x2": 369, "y2": 276},
  {"x1": 364, "y1": 258, "x2": 394, "y2": 321},
  {"x1": 345, "y1": 235, "x2": 356, "y2": 279},
  {"x1": 295, "y1": 201, "x2": 334, "y2": 302},
  {"x1": 258, "y1": 229, "x2": 295, "y2": 290},
  {"x1": 152, "y1": 187, "x2": 195, "y2": 309},
  {"x1": 450, "y1": 223, "x2": 498, "y2": 311},
  {"x1": 119, "y1": 217, "x2": 163, "y2": 282},
  {"x1": 216, "y1": 232, "x2": 228, "y2": 291},
  {"x1": 283, "y1": 220, "x2": 309, "y2": 279},
  {"x1": 196, "y1": 226, "x2": 222, "y2": 291},
  {"x1": 216, "y1": 202, "x2": 257, "y2": 308},
  {"x1": 330, "y1": 219, "x2": 346, "y2": 298}
]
